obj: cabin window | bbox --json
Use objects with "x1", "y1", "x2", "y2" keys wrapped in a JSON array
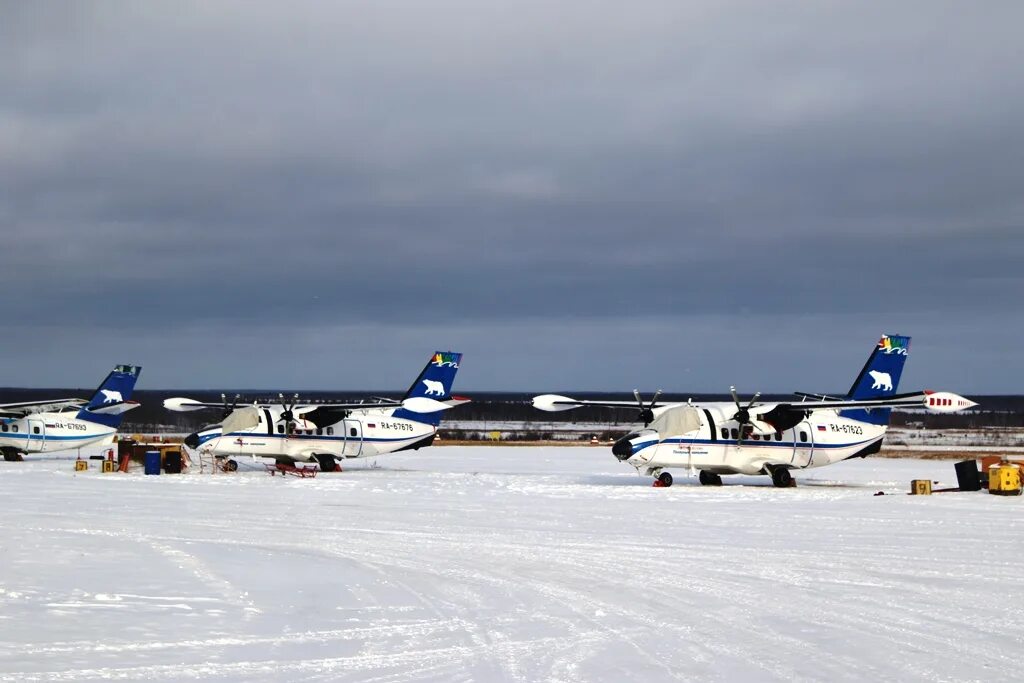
[
  {"x1": 316, "y1": 428, "x2": 323, "y2": 436},
  {"x1": 752, "y1": 433, "x2": 760, "y2": 440},
  {"x1": 775, "y1": 432, "x2": 782, "y2": 441},
  {"x1": 277, "y1": 424, "x2": 284, "y2": 434},
  {"x1": 800, "y1": 431, "x2": 808, "y2": 442},
  {"x1": 327, "y1": 427, "x2": 334, "y2": 436},
  {"x1": 11, "y1": 425, "x2": 18, "y2": 433},
  {"x1": 33, "y1": 426, "x2": 40, "y2": 434},
  {"x1": 720, "y1": 427, "x2": 728, "y2": 439},
  {"x1": 350, "y1": 427, "x2": 357, "y2": 437},
  {"x1": 730, "y1": 428, "x2": 738, "y2": 439},
  {"x1": 1, "y1": 424, "x2": 7, "y2": 432}
]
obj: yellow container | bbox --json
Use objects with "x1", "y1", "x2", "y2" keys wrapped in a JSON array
[
  {"x1": 989, "y1": 463, "x2": 1022, "y2": 496},
  {"x1": 911, "y1": 479, "x2": 932, "y2": 495},
  {"x1": 101, "y1": 460, "x2": 116, "y2": 473},
  {"x1": 74, "y1": 459, "x2": 88, "y2": 472}
]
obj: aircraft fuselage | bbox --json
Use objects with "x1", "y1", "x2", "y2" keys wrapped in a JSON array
[
  {"x1": 190, "y1": 406, "x2": 436, "y2": 463},
  {"x1": 619, "y1": 403, "x2": 887, "y2": 476},
  {"x1": 0, "y1": 411, "x2": 117, "y2": 455}
]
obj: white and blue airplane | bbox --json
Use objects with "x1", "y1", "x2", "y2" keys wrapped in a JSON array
[
  {"x1": 0, "y1": 365, "x2": 143, "y2": 461},
  {"x1": 164, "y1": 351, "x2": 468, "y2": 471},
  {"x1": 533, "y1": 335, "x2": 976, "y2": 487}
]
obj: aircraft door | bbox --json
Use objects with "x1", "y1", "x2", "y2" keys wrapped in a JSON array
[
  {"x1": 791, "y1": 421, "x2": 814, "y2": 468},
  {"x1": 27, "y1": 419, "x2": 45, "y2": 452},
  {"x1": 342, "y1": 419, "x2": 363, "y2": 457}
]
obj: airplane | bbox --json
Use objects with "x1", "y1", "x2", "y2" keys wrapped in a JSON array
[
  {"x1": 0, "y1": 365, "x2": 143, "y2": 461},
  {"x1": 164, "y1": 351, "x2": 468, "y2": 472},
  {"x1": 532, "y1": 334, "x2": 977, "y2": 487}
]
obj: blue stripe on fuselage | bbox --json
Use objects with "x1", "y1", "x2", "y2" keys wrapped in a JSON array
[
  {"x1": 0, "y1": 432, "x2": 111, "y2": 443},
  {"x1": 205, "y1": 432, "x2": 425, "y2": 445},
  {"x1": 631, "y1": 436, "x2": 879, "y2": 455}
]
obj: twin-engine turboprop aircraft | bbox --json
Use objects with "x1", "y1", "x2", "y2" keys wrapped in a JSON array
[
  {"x1": 0, "y1": 365, "x2": 143, "y2": 461},
  {"x1": 164, "y1": 351, "x2": 468, "y2": 471},
  {"x1": 533, "y1": 335, "x2": 976, "y2": 487}
]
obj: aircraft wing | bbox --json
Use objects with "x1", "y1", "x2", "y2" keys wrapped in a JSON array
[
  {"x1": 0, "y1": 398, "x2": 88, "y2": 417},
  {"x1": 532, "y1": 394, "x2": 684, "y2": 411},
  {"x1": 535, "y1": 390, "x2": 977, "y2": 421},
  {"x1": 164, "y1": 396, "x2": 459, "y2": 414},
  {"x1": 778, "y1": 391, "x2": 977, "y2": 413},
  {"x1": 163, "y1": 398, "x2": 404, "y2": 411}
]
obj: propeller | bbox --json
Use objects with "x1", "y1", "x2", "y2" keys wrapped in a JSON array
[
  {"x1": 220, "y1": 393, "x2": 241, "y2": 420},
  {"x1": 277, "y1": 393, "x2": 300, "y2": 432},
  {"x1": 633, "y1": 389, "x2": 662, "y2": 426},
  {"x1": 729, "y1": 385, "x2": 761, "y2": 445}
]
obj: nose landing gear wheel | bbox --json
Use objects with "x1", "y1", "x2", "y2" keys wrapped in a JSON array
[
  {"x1": 699, "y1": 470, "x2": 722, "y2": 486},
  {"x1": 222, "y1": 459, "x2": 238, "y2": 472},
  {"x1": 656, "y1": 471, "x2": 674, "y2": 487}
]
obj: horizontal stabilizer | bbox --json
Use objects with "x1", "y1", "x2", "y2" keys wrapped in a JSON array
[
  {"x1": 83, "y1": 400, "x2": 140, "y2": 416},
  {"x1": 400, "y1": 396, "x2": 455, "y2": 414}
]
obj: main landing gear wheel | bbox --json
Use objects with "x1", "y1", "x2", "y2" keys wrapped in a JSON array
[
  {"x1": 657, "y1": 471, "x2": 674, "y2": 487},
  {"x1": 314, "y1": 454, "x2": 336, "y2": 472},
  {"x1": 699, "y1": 470, "x2": 722, "y2": 486},
  {"x1": 222, "y1": 459, "x2": 238, "y2": 472},
  {"x1": 2, "y1": 449, "x2": 24, "y2": 462},
  {"x1": 770, "y1": 467, "x2": 793, "y2": 488}
]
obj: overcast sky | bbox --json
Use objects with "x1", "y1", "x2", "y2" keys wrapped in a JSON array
[{"x1": 1, "y1": 1, "x2": 1022, "y2": 393}]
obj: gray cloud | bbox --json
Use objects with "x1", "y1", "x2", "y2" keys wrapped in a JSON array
[{"x1": 1, "y1": 1, "x2": 1022, "y2": 392}]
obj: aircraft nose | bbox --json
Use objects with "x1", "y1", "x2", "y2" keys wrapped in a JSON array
[
  {"x1": 184, "y1": 432, "x2": 200, "y2": 449},
  {"x1": 612, "y1": 434, "x2": 635, "y2": 460}
]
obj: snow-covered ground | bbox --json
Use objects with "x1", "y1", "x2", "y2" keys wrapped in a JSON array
[{"x1": 1, "y1": 447, "x2": 1022, "y2": 682}]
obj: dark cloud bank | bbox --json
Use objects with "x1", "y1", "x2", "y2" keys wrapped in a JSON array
[{"x1": 1, "y1": 1, "x2": 1022, "y2": 392}]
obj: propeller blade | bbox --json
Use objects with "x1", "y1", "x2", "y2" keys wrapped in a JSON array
[
  {"x1": 730, "y1": 386, "x2": 741, "y2": 410},
  {"x1": 648, "y1": 389, "x2": 662, "y2": 410},
  {"x1": 745, "y1": 391, "x2": 761, "y2": 411},
  {"x1": 630, "y1": 389, "x2": 656, "y2": 426}
]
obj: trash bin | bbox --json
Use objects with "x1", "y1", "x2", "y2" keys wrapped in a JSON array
[
  {"x1": 144, "y1": 450, "x2": 161, "y2": 475},
  {"x1": 164, "y1": 450, "x2": 182, "y2": 474}
]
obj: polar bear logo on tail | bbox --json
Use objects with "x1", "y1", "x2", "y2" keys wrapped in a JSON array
[
  {"x1": 100, "y1": 389, "x2": 123, "y2": 404},
  {"x1": 868, "y1": 370, "x2": 893, "y2": 391},
  {"x1": 422, "y1": 379, "x2": 446, "y2": 396}
]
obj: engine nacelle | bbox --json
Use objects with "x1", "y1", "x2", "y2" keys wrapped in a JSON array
[{"x1": 924, "y1": 392, "x2": 978, "y2": 413}]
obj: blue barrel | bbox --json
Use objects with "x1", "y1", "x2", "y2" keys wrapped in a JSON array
[{"x1": 144, "y1": 450, "x2": 161, "y2": 475}]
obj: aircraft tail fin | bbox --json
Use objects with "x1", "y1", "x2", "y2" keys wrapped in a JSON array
[
  {"x1": 392, "y1": 352, "x2": 463, "y2": 426},
  {"x1": 841, "y1": 335, "x2": 910, "y2": 425},
  {"x1": 75, "y1": 365, "x2": 143, "y2": 428}
]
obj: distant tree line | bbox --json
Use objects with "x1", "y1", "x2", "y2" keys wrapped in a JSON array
[{"x1": 0, "y1": 387, "x2": 1018, "y2": 434}]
